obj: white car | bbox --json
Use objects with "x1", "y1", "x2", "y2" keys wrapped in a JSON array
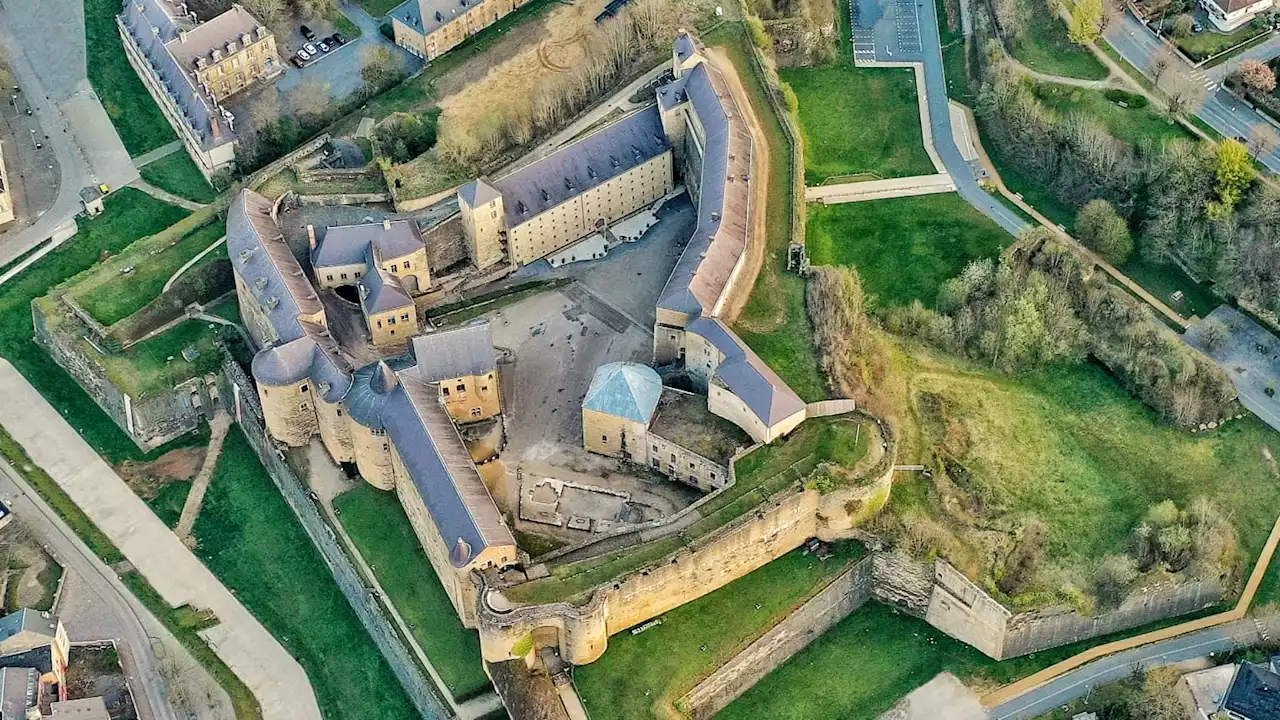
[
  {"x1": 297, "y1": 48, "x2": 311, "y2": 61},
  {"x1": 304, "y1": 42, "x2": 318, "y2": 56}
]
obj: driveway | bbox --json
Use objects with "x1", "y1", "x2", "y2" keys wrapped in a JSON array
[
  {"x1": 0, "y1": 360, "x2": 321, "y2": 720},
  {"x1": 853, "y1": 0, "x2": 1029, "y2": 236},
  {"x1": 1105, "y1": 11, "x2": 1280, "y2": 174}
]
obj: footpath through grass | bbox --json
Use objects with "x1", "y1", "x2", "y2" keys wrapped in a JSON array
[
  {"x1": 84, "y1": 0, "x2": 176, "y2": 156},
  {"x1": 1009, "y1": 10, "x2": 1109, "y2": 80},
  {"x1": 333, "y1": 483, "x2": 490, "y2": 699},
  {"x1": 575, "y1": 543, "x2": 866, "y2": 720},
  {"x1": 194, "y1": 430, "x2": 418, "y2": 720},
  {"x1": 139, "y1": 152, "x2": 217, "y2": 204},
  {"x1": 806, "y1": 194, "x2": 1012, "y2": 307}
]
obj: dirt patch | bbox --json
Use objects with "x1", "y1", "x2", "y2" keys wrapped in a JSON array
[
  {"x1": 118, "y1": 447, "x2": 206, "y2": 500},
  {"x1": 65, "y1": 644, "x2": 138, "y2": 720}
]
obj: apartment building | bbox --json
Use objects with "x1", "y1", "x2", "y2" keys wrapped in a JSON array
[{"x1": 389, "y1": 0, "x2": 530, "y2": 60}]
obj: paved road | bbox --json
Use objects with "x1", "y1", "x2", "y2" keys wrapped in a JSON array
[
  {"x1": 854, "y1": 0, "x2": 1030, "y2": 236},
  {"x1": 0, "y1": 458, "x2": 179, "y2": 720},
  {"x1": 990, "y1": 617, "x2": 1275, "y2": 718},
  {"x1": 1105, "y1": 11, "x2": 1280, "y2": 174},
  {"x1": 0, "y1": 360, "x2": 322, "y2": 720}
]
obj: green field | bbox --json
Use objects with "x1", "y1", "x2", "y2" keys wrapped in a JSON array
[
  {"x1": 805, "y1": 195, "x2": 1012, "y2": 307},
  {"x1": 0, "y1": 189, "x2": 192, "y2": 464},
  {"x1": 1010, "y1": 8, "x2": 1109, "y2": 80},
  {"x1": 1033, "y1": 84, "x2": 1195, "y2": 148},
  {"x1": 333, "y1": 483, "x2": 491, "y2": 699},
  {"x1": 575, "y1": 543, "x2": 866, "y2": 720},
  {"x1": 1172, "y1": 23, "x2": 1268, "y2": 62},
  {"x1": 98, "y1": 318, "x2": 229, "y2": 398},
  {"x1": 139, "y1": 152, "x2": 217, "y2": 204},
  {"x1": 505, "y1": 418, "x2": 869, "y2": 606},
  {"x1": 358, "y1": 0, "x2": 405, "y2": 16},
  {"x1": 85, "y1": 0, "x2": 177, "y2": 156},
  {"x1": 1117, "y1": 258, "x2": 1221, "y2": 320},
  {"x1": 194, "y1": 430, "x2": 417, "y2": 720},
  {"x1": 701, "y1": 23, "x2": 826, "y2": 402},
  {"x1": 781, "y1": 64, "x2": 934, "y2": 185},
  {"x1": 75, "y1": 219, "x2": 225, "y2": 326},
  {"x1": 148, "y1": 480, "x2": 192, "y2": 528}
]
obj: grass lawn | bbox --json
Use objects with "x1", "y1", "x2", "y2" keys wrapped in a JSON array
[
  {"x1": 333, "y1": 483, "x2": 490, "y2": 700},
  {"x1": 805, "y1": 194, "x2": 1012, "y2": 307},
  {"x1": 937, "y1": 0, "x2": 976, "y2": 104},
  {"x1": 356, "y1": 0, "x2": 404, "y2": 15},
  {"x1": 1010, "y1": 9, "x2": 1109, "y2": 80},
  {"x1": 575, "y1": 542, "x2": 866, "y2": 720},
  {"x1": 1117, "y1": 258, "x2": 1221, "y2": 320},
  {"x1": 148, "y1": 480, "x2": 191, "y2": 528},
  {"x1": 98, "y1": 319, "x2": 231, "y2": 398},
  {"x1": 138, "y1": 153, "x2": 217, "y2": 205},
  {"x1": 74, "y1": 219, "x2": 225, "y2": 326},
  {"x1": 894, "y1": 346, "x2": 1280, "y2": 608},
  {"x1": 1033, "y1": 84, "x2": 1195, "y2": 148},
  {"x1": 780, "y1": 63, "x2": 934, "y2": 185},
  {"x1": 1172, "y1": 23, "x2": 1269, "y2": 62},
  {"x1": 702, "y1": 23, "x2": 826, "y2": 402},
  {"x1": 0, "y1": 189, "x2": 195, "y2": 464},
  {"x1": 84, "y1": 0, "x2": 177, "y2": 156},
  {"x1": 505, "y1": 418, "x2": 869, "y2": 606},
  {"x1": 194, "y1": 429, "x2": 417, "y2": 720}
]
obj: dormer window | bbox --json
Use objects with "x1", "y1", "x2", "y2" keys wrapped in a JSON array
[
  {"x1": 226, "y1": 41, "x2": 237, "y2": 54},
  {"x1": 211, "y1": 48, "x2": 222, "y2": 61},
  {"x1": 195, "y1": 57, "x2": 207, "y2": 70},
  {"x1": 241, "y1": 33, "x2": 252, "y2": 46}
]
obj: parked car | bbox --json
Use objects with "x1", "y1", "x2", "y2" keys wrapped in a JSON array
[
  {"x1": 318, "y1": 39, "x2": 331, "y2": 52},
  {"x1": 304, "y1": 42, "x2": 318, "y2": 55},
  {"x1": 330, "y1": 32, "x2": 345, "y2": 45},
  {"x1": 1192, "y1": 21, "x2": 1204, "y2": 33},
  {"x1": 290, "y1": 55, "x2": 304, "y2": 68},
  {"x1": 301, "y1": 24, "x2": 316, "y2": 40}
]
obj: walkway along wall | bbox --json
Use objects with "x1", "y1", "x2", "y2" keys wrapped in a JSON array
[{"x1": 220, "y1": 357, "x2": 451, "y2": 720}]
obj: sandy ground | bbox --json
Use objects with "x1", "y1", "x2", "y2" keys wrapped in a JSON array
[
  {"x1": 879, "y1": 673, "x2": 985, "y2": 720},
  {"x1": 117, "y1": 447, "x2": 205, "y2": 501},
  {"x1": 704, "y1": 47, "x2": 772, "y2": 327}
]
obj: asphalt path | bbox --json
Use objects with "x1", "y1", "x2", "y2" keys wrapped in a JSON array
[
  {"x1": 1105, "y1": 11, "x2": 1280, "y2": 174},
  {"x1": 0, "y1": 457, "x2": 177, "y2": 720},
  {"x1": 990, "y1": 619, "x2": 1265, "y2": 718}
]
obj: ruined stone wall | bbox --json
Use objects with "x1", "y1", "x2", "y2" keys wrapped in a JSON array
[{"x1": 677, "y1": 555, "x2": 875, "y2": 719}]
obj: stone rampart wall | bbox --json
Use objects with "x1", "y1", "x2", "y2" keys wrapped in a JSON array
[{"x1": 677, "y1": 555, "x2": 874, "y2": 719}]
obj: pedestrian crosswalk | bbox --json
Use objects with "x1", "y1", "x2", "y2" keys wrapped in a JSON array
[{"x1": 1191, "y1": 69, "x2": 1220, "y2": 92}]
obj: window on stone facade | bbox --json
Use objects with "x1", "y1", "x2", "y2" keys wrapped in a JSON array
[
  {"x1": 480, "y1": 384, "x2": 488, "y2": 392},
  {"x1": 602, "y1": 435, "x2": 608, "y2": 443},
  {"x1": 299, "y1": 383, "x2": 308, "y2": 393},
  {"x1": 652, "y1": 457, "x2": 660, "y2": 468},
  {"x1": 442, "y1": 386, "x2": 450, "y2": 396},
  {"x1": 388, "y1": 316, "x2": 396, "y2": 325},
  {"x1": 377, "y1": 320, "x2": 382, "y2": 328},
  {"x1": 326, "y1": 274, "x2": 333, "y2": 281},
  {"x1": 341, "y1": 273, "x2": 348, "y2": 280},
  {"x1": 391, "y1": 264, "x2": 398, "y2": 272},
  {"x1": 471, "y1": 407, "x2": 482, "y2": 417},
  {"x1": 401, "y1": 313, "x2": 410, "y2": 322},
  {"x1": 404, "y1": 261, "x2": 411, "y2": 269},
  {"x1": 670, "y1": 453, "x2": 676, "y2": 463}
]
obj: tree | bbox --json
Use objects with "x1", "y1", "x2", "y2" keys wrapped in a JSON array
[
  {"x1": 1095, "y1": 554, "x2": 1139, "y2": 607},
  {"x1": 1208, "y1": 139, "x2": 1256, "y2": 219},
  {"x1": 240, "y1": 0, "x2": 284, "y2": 22},
  {"x1": 746, "y1": 15, "x2": 770, "y2": 49},
  {"x1": 290, "y1": 77, "x2": 332, "y2": 120},
  {"x1": 1133, "y1": 667, "x2": 1190, "y2": 720},
  {"x1": 361, "y1": 44, "x2": 399, "y2": 92},
  {"x1": 1160, "y1": 71, "x2": 1207, "y2": 118},
  {"x1": 1068, "y1": 0, "x2": 1104, "y2": 45},
  {"x1": 1148, "y1": 46, "x2": 1173, "y2": 84},
  {"x1": 1238, "y1": 58, "x2": 1278, "y2": 94},
  {"x1": 1075, "y1": 198, "x2": 1133, "y2": 264},
  {"x1": 1250, "y1": 124, "x2": 1280, "y2": 160},
  {"x1": 1171, "y1": 12, "x2": 1195, "y2": 38},
  {"x1": 1198, "y1": 318, "x2": 1230, "y2": 352},
  {"x1": 292, "y1": 0, "x2": 331, "y2": 18}
]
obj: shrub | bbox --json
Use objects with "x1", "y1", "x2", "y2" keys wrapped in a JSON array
[
  {"x1": 1075, "y1": 198, "x2": 1133, "y2": 264},
  {"x1": 1103, "y1": 88, "x2": 1149, "y2": 108},
  {"x1": 747, "y1": 15, "x2": 771, "y2": 49}
]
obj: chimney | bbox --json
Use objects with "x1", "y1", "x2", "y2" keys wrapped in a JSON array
[
  {"x1": 307, "y1": 224, "x2": 316, "y2": 250},
  {"x1": 210, "y1": 115, "x2": 223, "y2": 140},
  {"x1": 179, "y1": 29, "x2": 189, "y2": 43},
  {"x1": 382, "y1": 219, "x2": 392, "y2": 231}
]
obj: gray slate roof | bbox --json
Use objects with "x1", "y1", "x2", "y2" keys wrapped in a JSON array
[
  {"x1": 687, "y1": 317, "x2": 806, "y2": 427},
  {"x1": 391, "y1": 0, "x2": 483, "y2": 39},
  {"x1": 380, "y1": 369, "x2": 513, "y2": 567},
  {"x1": 412, "y1": 323, "x2": 496, "y2": 382},
  {"x1": 230, "y1": 190, "x2": 351, "y2": 402},
  {"x1": 0, "y1": 611, "x2": 56, "y2": 649},
  {"x1": 119, "y1": 0, "x2": 234, "y2": 150},
  {"x1": 582, "y1": 362, "x2": 662, "y2": 424},
  {"x1": 344, "y1": 358, "x2": 415, "y2": 430},
  {"x1": 1224, "y1": 662, "x2": 1280, "y2": 720},
  {"x1": 0, "y1": 667, "x2": 35, "y2": 720},
  {"x1": 491, "y1": 106, "x2": 669, "y2": 228},
  {"x1": 458, "y1": 179, "x2": 502, "y2": 209},
  {"x1": 359, "y1": 267, "x2": 414, "y2": 315},
  {"x1": 312, "y1": 220, "x2": 425, "y2": 269},
  {"x1": 674, "y1": 33, "x2": 701, "y2": 65},
  {"x1": 165, "y1": 4, "x2": 267, "y2": 70},
  {"x1": 657, "y1": 60, "x2": 752, "y2": 318}
]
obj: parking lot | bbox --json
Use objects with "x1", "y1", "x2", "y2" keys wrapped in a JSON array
[{"x1": 852, "y1": 0, "x2": 924, "y2": 62}]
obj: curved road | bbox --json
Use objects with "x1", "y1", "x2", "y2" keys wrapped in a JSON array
[{"x1": 0, "y1": 457, "x2": 177, "y2": 720}]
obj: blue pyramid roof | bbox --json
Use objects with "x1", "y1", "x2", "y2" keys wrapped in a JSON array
[{"x1": 583, "y1": 363, "x2": 663, "y2": 424}]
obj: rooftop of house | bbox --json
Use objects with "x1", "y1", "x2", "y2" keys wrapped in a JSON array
[
  {"x1": 411, "y1": 323, "x2": 497, "y2": 382},
  {"x1": 49, "y1": 697, "x2": 110, "y2": 720},
  {"x1": 164, "y1": 4, "x2": 270, "y2": 71},
  {"x1": 390, "y1": 0, "x2": 485, "y2": 39},
  {"x1": 382, "y1": 366, "x2": 514, "y2": 567},
  {"x1": 344, "y1": 358, "x2": 414, "y2": 431},
  {"x1": 1224, "y1": 662, "x2": 1280, "y2": 720},
  {"x1": 458, "y1": 179, "x2": 502, "y2": 209},
  {"x1": 0, "y1": 667, "x2": 36, "y2": 720},
  {"x1": 490, "y1": 105, "x2": 669, "y2": 229},
  {"x1": 0, "y1": 610, "x2": 58, "y2": 649},
  {"x1": 582, "y1": 362, "x2": 663, "y2": 425},
  {"x1": 656, "y1": 55, "x2": 753, "y2": 318},
  {"x1": 312, "y1": 219, "x2": 426, "y2": 269},
  {"x1": 358, "y1": 267, "x2": 414, "y2": 315},
  {"x1": 118, "y1": 0, "x2": 236, "y2": 150},
  {"x1": 687, "y1": 317, "x2": 806, "y2": 427},
  {"x1": 1204, "y1": 0, "x2": 1268, "y2": 13},
  {"x1": 649, "y1": 387, "x2": 750, "y2": 464}
]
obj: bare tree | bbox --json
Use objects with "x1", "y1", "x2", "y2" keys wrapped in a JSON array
[
  {"x1": 290, "y1": 77, "x2": 332, "y2": 120},
  {"x1": 1249, "y1": 123, "x2": 1280, "y2": 159},
  {"x1": 1159, "y1": 71, "x2": 1207, "y2": 117},
  {"x1": 239, "y1": 0, "x2": 284, "y2": 22},
  {"x1": 1148, "y1": 45, "x2": 1175, "y2": 85}
]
